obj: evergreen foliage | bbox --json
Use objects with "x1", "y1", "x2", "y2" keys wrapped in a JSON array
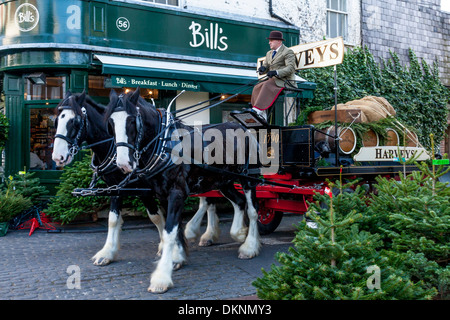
[
  {"x1": 44, "y1": 153, "x2": 148, "y2": 223},
  {"x1": 253, "y1": 180, "x2": 436, "y2": 300},
  {"x1": 6, "y1": 171, "x2": 49, "y2": 205},
  {"x1": 360, "y1": 145, "x2": 450, "y2": 299},
  {"x1": 0, "y1": 176, "x2": 33, "y2": 223},
  {"x1": 299, "y1": 47, "x2": 450, "y2": 150},
  {"x1": 44, "y1": 153, "x2": 109, "y2": 224},
  {"x1": 254, "y1": 131, "x2": 449, "y2": 300},
  {"x1": 0, "y1": 112, "x2": 8, "y2": 151}
]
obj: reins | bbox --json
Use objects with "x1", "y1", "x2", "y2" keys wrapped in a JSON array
[
  {"x1": 95, "y1": 77, "x2": 269, "y2": 189},
  {"x1": 174, "y1": 76, "x2": 268, "y2": 120}
]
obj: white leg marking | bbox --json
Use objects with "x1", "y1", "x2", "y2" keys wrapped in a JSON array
[
  {"x1": 171, "y1": 238, "x2": 187, "y2": 271},
  {"x1": 147, "y1": 208, "x2": 166, "y2": 256},
  {"x1": 92, "y1": 211, "x2": 123, "y2": 266},
  {"x1": 149, "y1": 226, "x2": 178, "y2": 293},
  {"x1": 238, "y1": 191, "x2": 261, "y2": 259},
  {"x1": 228, "y1": 201, "x2": 248, "y2": 243},
  {"x1": 184, "y1": 197, "x2": 207, "y2": 242},
  {"x1": 199, "y1": 203, "x2": 220, "y2": 246}
]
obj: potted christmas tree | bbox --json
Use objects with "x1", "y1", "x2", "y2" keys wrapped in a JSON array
[{"x1": 0, "y1": 176, "x2": 32, "y2": 236}]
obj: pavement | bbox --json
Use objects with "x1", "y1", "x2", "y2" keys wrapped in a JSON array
[{"x1": 0, "y1": 212, "x2": 302, "y2": 301}]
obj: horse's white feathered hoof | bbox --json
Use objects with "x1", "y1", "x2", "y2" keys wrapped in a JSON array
[
  {"x1": 199, "y1": 238, "x2": 214, "y2": 246},
  {"x1": 238, "y1": 241, "x2": 261, "y2": 260},
  {"x1": 148, "y1": 275, "x2": 173, "y2": 294},
  {"x1": 91, "y1": 250, "x2": 115, "y2": 266},
  {"x1": 199, "y1": 231, "x2": 219, "y2": 246},
  {"x1": 238, "y1": 251, "x2": 258, "y2": 259}
]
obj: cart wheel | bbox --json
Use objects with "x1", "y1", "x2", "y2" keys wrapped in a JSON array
[{"x1": 257, "y1": 204, "x2": 283, "y2": 235}]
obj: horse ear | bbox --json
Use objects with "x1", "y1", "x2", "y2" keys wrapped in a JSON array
[
  {"x1": 130, "y1": 86, "x2": 140, "y2": 104},
  {"x1": 109, "y1": 89, "x2": 118, "y2": 100},
  {"x1": 77, "y1": 90, "x2": 86, "y2": 106},
  {"x1": 64, "y1": 90, "x2": 72, "y2": 99}
]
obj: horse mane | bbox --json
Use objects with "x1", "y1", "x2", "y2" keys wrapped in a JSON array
[
  {"x1": 86, "y1": 95, "x2": 106, "y2": 114},
  {"x1": 104, "y1": 90, "x2": 137, "y2": 121},
  {"x1": 57, "y1": 92, "x2": 104, "y2": 121},
  {"x1": 104, "y1": 89, "x2": 159, "y2": 125},
  {"x1": 56, "y1": 92, "x2": 81, "y2": 116}
]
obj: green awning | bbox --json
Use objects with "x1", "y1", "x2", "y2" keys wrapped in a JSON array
[{"x1": 94, "y1": 54, "x2": 316, "y2": 97}]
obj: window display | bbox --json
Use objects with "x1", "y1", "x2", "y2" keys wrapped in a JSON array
[{"x1": 30, "y1": 108, "x2": 59, "y2": 170}]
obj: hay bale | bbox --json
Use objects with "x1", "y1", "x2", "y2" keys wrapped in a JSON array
[
  {"x1": 333, "y1": 96, "x2": 397, "y2": 122},
  {"x1": 365, "y1": 96, "x2": 396, "y2": 116}
]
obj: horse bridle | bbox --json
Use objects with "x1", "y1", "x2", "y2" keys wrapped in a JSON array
[
  {"x1": 109, "y1": 94, "x2": 182, "y2": 183},
  {"x1": 111, "y1": 94, "x2": 145, "y2": 162},
  {"x1": 55, "y1": 105, "x2": 87, "y2": 157}
]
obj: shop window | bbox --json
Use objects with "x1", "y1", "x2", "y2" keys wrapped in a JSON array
[
  {"x1": 30, "y1": 108, "x2": 59, "y2": 170},
  {"x1": 327, "y1": 0, "x2": 348, "y2": 39},
  {"x1": 25, "y1": 75, "x2": 66, "y2": 101},
  {"x1": 88, "y1": 75, "x2": 114, "y2": 97}
]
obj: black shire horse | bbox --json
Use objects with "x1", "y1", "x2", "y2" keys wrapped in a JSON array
[
  {"x1": 52, "y1": 91, "x2": 167, "y2": 265},
  {"x1": 105, "y1": 88, "x2": 262, "y2": 293}
]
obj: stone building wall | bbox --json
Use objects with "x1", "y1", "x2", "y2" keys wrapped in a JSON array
[
  {"x1": 361, "y1": 0, "x2": 450, "y2": 86},
  {"x1": 361, "y1": 0, "x2": 450, "y2": 153}
]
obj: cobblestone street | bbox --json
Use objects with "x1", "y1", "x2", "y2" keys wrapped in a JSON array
[{"x1": 0, "y1": 213, "x2": 299, "y2": 300}]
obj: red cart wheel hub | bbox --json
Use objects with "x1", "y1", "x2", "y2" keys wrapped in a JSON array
[{"x1": 258, "y1": 200, "x2": 276, "y2": 225}]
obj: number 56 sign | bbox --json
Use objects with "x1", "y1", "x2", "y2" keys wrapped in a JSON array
[{"x1": 116, "y1": 17, "x2": 130, "y2": 32}]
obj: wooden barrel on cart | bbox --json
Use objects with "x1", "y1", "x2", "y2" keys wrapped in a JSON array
[
  {"x1": 361, "y1": 129, "x2": 379, "y2": 147},
  {"x1": 405, "y1": 130, "x2": 419, "y2": 147},
  {"x1": 384, "y1": 128, "x2": 399, "y2": 146},
  {"x1": 315, "y1": 126, "x2": 357, "y2": 155}
]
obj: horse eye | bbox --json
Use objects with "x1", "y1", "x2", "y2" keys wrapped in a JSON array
[{"x1": 61, "y1": 114, "x2": 66, "y2": 119}]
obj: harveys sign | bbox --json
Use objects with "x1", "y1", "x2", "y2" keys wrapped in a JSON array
[
  {"x1": 257, "y1": 37, "x2": 344, "y2": 73},
  {"x1": 353, "y1": 146, "x2": 430, "y2": 162}
]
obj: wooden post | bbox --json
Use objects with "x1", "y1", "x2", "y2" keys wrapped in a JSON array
[{"x1": 334, "y1": 65, "x2": 340, "y2": 167}]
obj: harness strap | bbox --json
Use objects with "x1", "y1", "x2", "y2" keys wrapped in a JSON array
[
  {"x1": 55, "y1": 133, "x2": 75, "y2": 145},
  {"x1": 116, "y1": 142, "x2": 136, "y2": 150}
]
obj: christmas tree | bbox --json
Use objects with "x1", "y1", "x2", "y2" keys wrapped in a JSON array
[
  {"x1": 7, "y1": 171, "x2": 49, "y2": 205},
  {"x1": 45, "y1": 153, "x2": 108, "y2": 224},
  {"x1": 253, "y1": 179, "x2": 436, "y2": 300},
  {"x1": 361, "y1": 143, "x2": 450, "y2": 299}
]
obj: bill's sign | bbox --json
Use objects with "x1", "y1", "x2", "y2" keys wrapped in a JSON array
[
  {"x1": 257, "y1": 37, "x2": 344, "y2": 73},
  {"x1": 353, "y1": 146, "x2": 430, "y2": 162}
]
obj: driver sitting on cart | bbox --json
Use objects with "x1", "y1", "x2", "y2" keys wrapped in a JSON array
[{"x1": 251, "y1": 30, "x2": 297, "y2": 119}]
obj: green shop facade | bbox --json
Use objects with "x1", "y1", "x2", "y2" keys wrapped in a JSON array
[{"x1": 0, "y1": 0, "x2": 315, "y2": 192}]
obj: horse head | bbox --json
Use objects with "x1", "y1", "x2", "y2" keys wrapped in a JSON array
[
  {"x1": 52, "y1": 91, "x2": 89, "y2": 167},
  {"x1": 52, "y1": 91, "x2": 109, "y2": 167},
  {"x1": 106, "y1": 87, "x2": 156, "y2": 174}
]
